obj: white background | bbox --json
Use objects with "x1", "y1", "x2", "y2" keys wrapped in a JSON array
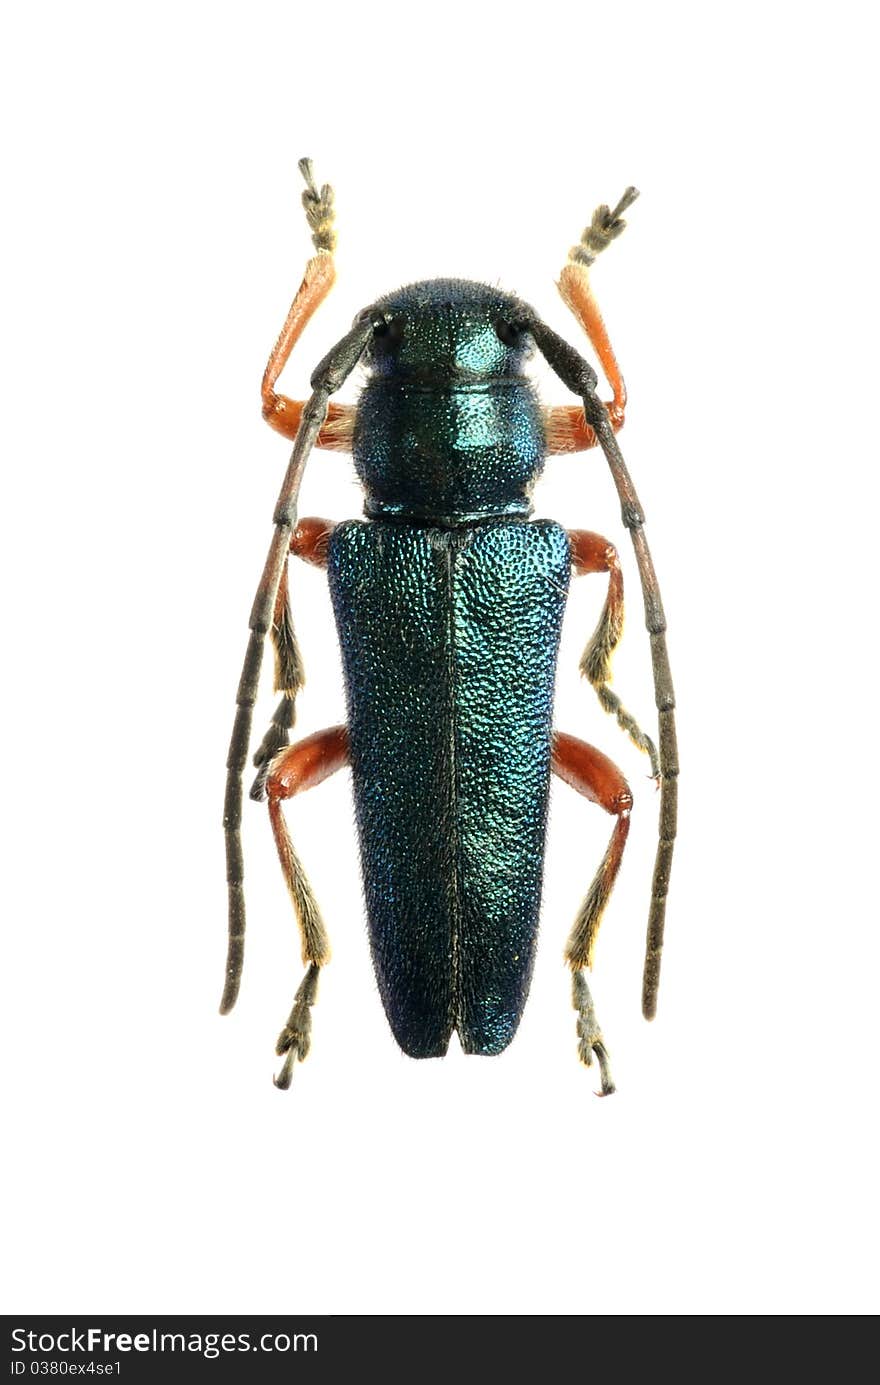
[{"x1": 3, "y1": 0, "x2": 878, "y2": 1317}]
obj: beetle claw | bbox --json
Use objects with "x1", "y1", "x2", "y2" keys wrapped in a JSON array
[
  {"x1": 590, "y1": 1041, "x2": 616, "y2": 1097},
  {"x1": 572, "y1": 971, "x2": 616, "y2": 1095},
  {"x1": 273, "y1": 1025, "x2": 310, "y2": 1089},
  {"x1": 273, "y1": 1045, "x2": 297, "y2": 1090}
]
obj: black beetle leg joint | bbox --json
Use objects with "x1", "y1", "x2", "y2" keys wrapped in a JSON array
[
  {"x1": 621, "y1": 500, "x2": 645, "y2": 530},
  {"x1": 580, "y1": 363, "x2": 599, "y2": 394},
  {"x1": 301, "y1": 394, "x2": 330, "y2": 424},
  {"x1": 580, "y1": 388, "x2": 608, "y2": 428}
]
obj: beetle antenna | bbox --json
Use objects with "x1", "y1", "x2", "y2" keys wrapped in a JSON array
[
  {"x1": 528, "y1": 316, "x2": 678, "y2": 1021},
  {"x1": 248, "y1": 562, "x2": 305, "y2": 801},
  {"x1": 569, "y1": 187, "x2": 640, "y2": 268},
  {"x1": 221, "y1": 319, "x2": 373, "y2": 1016},
  {"x1": 580, "y1": 388, "x2": 678, "y2": 1020},
  {"x1": 248, "y1": 163, "x2": 340, "y2": 798}
]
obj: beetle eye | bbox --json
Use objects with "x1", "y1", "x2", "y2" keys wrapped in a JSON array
[
  {"x1": 373, "y1": 317, "x2": 404, "y2": 344},
  {"x1": 495, "y1": 319, "x2": 521, "y2": 347}
]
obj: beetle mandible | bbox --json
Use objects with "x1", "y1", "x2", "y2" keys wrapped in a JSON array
[{"x1": 221, "y1": 160, "x2": 678, "y2": 1094}]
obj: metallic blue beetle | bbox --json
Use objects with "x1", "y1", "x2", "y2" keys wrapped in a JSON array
[{"x1": 222, "y1": 162, "x2": 678, "y2": 1094}]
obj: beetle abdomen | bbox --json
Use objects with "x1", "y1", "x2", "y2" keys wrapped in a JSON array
[{"x1": 328, "y1": 519, "x2": 570, "y2": 1058}]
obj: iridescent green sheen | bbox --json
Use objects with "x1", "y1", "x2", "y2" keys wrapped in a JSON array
[
  {"x1": 328, "y1": 520, "x2": 569, "y2": 1056},
  {"x1": 328, "y1": 280, "x2": 572, "y2": 1056}
]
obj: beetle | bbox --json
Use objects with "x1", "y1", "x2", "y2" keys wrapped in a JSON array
[{"x1": 221, "y1": 160, "x2": 677, "y2": 1093}]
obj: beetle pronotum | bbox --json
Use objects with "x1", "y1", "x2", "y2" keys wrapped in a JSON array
[{"x1": 222, "y1": 160, "x2": 677, "y2": 1093}]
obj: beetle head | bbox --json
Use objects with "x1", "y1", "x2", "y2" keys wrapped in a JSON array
[{"x1": 357, "y1": 279, "x2": 534, "y2": 383}]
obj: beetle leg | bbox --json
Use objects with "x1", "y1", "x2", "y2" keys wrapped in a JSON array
[
  {"x1": 259, "y1": 160, "x2": 356, "y2": 449},
  {"x1": 265, "y1": 724, "x2": 349, "y2": 1089},
  {"x1": 260, "y1": 161, "x2": 334, "y2": 420},
  {"x1": 290, "y1": 516, "x2": 336, "y2": 569},
  {"x1": 544, "y1": 405, "x2": 601, "y2": 455},
  {"x1": 545, "y1": 189, "x2": 638, "y2": 454},
  {"x1": 534, "y1": 278, "x2": 680, "y2": 1021},
  {"x1": 558, "y1": 188, "x2": 638, "y2": 423},
  {"x1": 556, "y1": 264, "x2": 627, "y2": 429},
  {"x1": 572, "y1": 973, "x2": 615, "y2": 1098},
  {"x1": 569, "y1": 529, "x2": 658, "y2": 777},
  {"x1": 250, "y1": 519, "x2": 338, "y2": 800},
  {"x1": 260, "y1": 243, "x2": 335, "y2": 436},
  {"x1": 222, "y1": 305, "x2": 372, "y2": 1019},
  {"x1": 552, "y1": 731, "x2": 633, "y2": 1096},
  {"x1": 264, "y1": 398, "x2": 356, "y2": 448}
]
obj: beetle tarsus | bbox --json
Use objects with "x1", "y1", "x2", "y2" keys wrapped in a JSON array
[
  {"x1": 582, "y1": 393, "x2": 679, "y2": 1025},
  {"x1": 273, "y1": 1051, "x2": 296, "y2": 1090},
  {"x1": 273, "y1": 962, "x2": 321, "y2": 1089},
  {"x1": 249, "y1": 714, "x2": 292, "y2": 800},
  {"x1": 298, "y1": 157, "x2": 336, "y2": 254},
  {"x1": 572, "y1": 970, "x2": 616, "y2": 1096},
  {"x1": 595, "y1": 687, "x2": 659, "y2": 777},
  {"x1": 569, "y1": 187, "x2": 639, "y2": 269},
  {"x1": 583, "y1": 607, "x2": 659, "y2": 771}
]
